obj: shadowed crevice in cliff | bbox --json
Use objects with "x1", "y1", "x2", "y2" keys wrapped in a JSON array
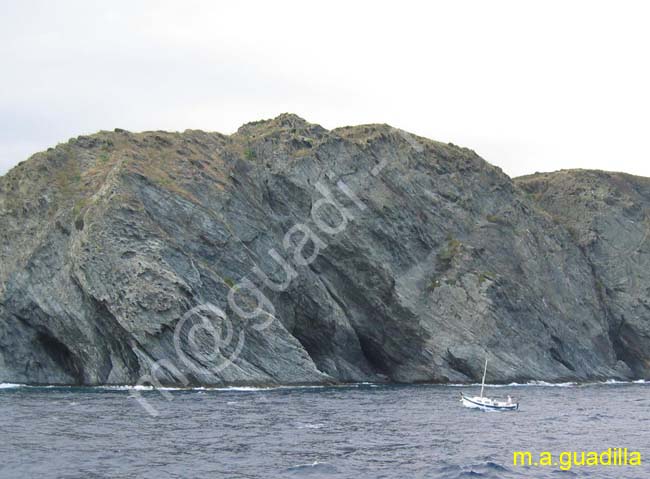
[
  {"x1": 611, "y1": 319, "x2": 650, "y2": 377},
  {"x1": 35, "y1": 332, "x2": 84, "y2": 385},
  {"x1": 444, "y1": 349, "x2": 476, "y2": 381}
]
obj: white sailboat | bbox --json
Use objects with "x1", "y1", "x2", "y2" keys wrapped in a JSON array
[{"x1": 460, "y1": 358, "x2": 519, "y2": 411}]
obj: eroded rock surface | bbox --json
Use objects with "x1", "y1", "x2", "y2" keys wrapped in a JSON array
[{"x1": 0, "y1": 114, "x2": 648, "y2": 385}]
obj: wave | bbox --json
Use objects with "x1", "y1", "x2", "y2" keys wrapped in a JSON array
[
  {"x1": 0, "y1": 383, "x2": 327, "y2": 392},
  {"x1": 115, "y1": 379, "x2": 649, "y2": 391},
  {"x1": 446, "y1": 381, "x2": 577, "y2": 388},
  {"x1": 286, "y1": 461, "x2": 338, "y2": 475},
  {"x1": 600, "y1": 379, "x2": 648, "y2": 385},
  {"x1": 2, "y1": 379, "x2": 646, "y2": 392},
  {"x1": 445, "y1": 379, "x2": 648, "y2": 388},
  {"x1": 517, "y1": 380, "x2": 578, "y2": 387},
  {"x1": 296, "y1": 422, "x2": 326, "y2": 429},
  {"x1": 0, "y1": 383, "x2": 25, "y2": 389},
  {"x1": 106, "y1": 385, "x2": 276, "y2": 392}
]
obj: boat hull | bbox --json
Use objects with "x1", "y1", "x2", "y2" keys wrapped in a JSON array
[{"x1": 461, "y1": 393, "x2": 519, "y2": 411}]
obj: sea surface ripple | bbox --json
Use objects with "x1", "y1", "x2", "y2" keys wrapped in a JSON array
[{"x1": 1, "y1": 382, "x2": 649, "y2": 478}]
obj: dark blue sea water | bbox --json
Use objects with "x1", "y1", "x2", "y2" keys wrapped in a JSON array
[{"x1": 1, "y1": 382, "x2": 649, "y2": 478}]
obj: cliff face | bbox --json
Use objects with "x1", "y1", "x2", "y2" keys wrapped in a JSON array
[
  {"x1": 516, "y1": 171, "x2": 650, "y2": 377},
  {"x1": 0, "y1": 114, "x2": 648, "y2": 386}
]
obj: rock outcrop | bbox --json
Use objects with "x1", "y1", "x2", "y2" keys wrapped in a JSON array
[
  {"x1": 0, "y1": 114, "x2": 648, "y2": 386},
  {"x1": 516, "y1": 170, "x2": 650, "y2": 377}
]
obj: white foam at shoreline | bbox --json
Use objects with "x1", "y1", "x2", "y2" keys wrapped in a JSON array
[
  {"x1": 446, "y1": 379, "x2": 647, "y2": 388},
  {"x1": 0, "y1": 383, "x2": 25, "y2": 389},
  {"x1": 100, "y1": 385, "x2": 287, "y2": 392},
  {"x1": 445, "y1": 381, "x2": 576, "y2": 388},
  {"x1": 1, "y1": 379, "x2": 646, "y2": 391},
  {"x1": 80, "y1": 384, "x2": 328, "y2": 392},
  {"x1": 0, "y1": 383, "x2": 324, "y2": 391}
]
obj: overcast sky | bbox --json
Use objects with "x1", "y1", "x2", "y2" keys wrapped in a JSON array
[{"x1": 1, "y1": 1, "x2": 649, "y2": 178}]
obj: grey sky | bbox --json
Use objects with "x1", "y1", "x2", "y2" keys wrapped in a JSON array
[{"x1": 1, "y1": 0, "x2": 649, "y2": 178}]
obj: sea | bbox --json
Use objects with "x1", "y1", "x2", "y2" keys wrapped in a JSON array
[{"x1": 1, "y1": 381, "x2": 649, "y2": 478}]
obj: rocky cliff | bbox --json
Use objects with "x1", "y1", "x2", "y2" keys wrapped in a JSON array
[{"x1": 1, "y1": 114, "x2": 648, "y2": 386}]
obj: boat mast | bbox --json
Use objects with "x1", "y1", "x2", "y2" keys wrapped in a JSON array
[{"x1": 480, "y1": 357, "x2": 488, "y2": 398}]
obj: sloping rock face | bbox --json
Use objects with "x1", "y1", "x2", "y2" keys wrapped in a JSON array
[
  {"x1": 0, "y1": 114, "x2": 648, "y2": 386},
  {"x1": 516, "y1": 170, "x2": 650, "y2": 377}
]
